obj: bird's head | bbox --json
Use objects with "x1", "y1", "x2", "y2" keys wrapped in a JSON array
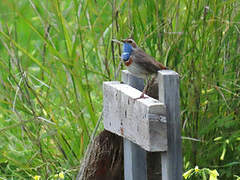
[
  {"x1": 121, "y1": 38, "x2": 137, "y2": 61},
  {"x1": 121, "y1": 38, "x2": 137, "y2": 48}
]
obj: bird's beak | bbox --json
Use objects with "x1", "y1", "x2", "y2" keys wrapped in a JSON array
[
  {"x1": 111, "y1": 39, "x2": 123, "y2": 44},
  {"x1": 121, "y1": 39, "x2": 127, "y2": 43}
]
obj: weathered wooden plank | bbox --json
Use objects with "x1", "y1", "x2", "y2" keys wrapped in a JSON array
[
  {"x1": 158, "y1": 70, "x2": 183, "y2": 180},
  {"x1": 103, "y1": 81, "x2": 167, "y2": 152}
]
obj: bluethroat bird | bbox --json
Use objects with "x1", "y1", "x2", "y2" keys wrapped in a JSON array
[{"x1": 121, "y1": 38, "x2": 167, "y2": 98}]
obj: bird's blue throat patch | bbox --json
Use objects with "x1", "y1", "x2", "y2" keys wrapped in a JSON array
[{"x1": 121, "y1": 43, "x2": 132, "y2": 61}]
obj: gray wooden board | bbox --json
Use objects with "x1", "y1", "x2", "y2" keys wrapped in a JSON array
[
  {"x1": 103, "y1": 81, "x2": 167, "y2": 152},
  {"x1": 158, "y1": 70, "x2": 183, "y2": 180},
  {"x1": 124, "y1": 139, "x2": 147, "y2": 180}
]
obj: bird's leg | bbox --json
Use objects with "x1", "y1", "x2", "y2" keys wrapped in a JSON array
[
  {"x1": 138, "y1": 75, "x2": 157, "y2": 98},
  {"x1": 149, "y1": 75, "x2": 157, "y2": 88},
  {"x1": 133, "y1": 75, "x2": 153, "y2": 100},
  {"x1": 139, "y1": 77, "x2": 150, "y2": 98},
  {"x1": 133, "y1": 78, "x2": 148, "y2": 100}
]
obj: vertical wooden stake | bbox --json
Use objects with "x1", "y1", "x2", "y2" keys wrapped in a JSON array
[
  {"x1": 158, "y1": 70, "x2": 183, "y2": 180},
  {"x1": 121, "y1": 70, "x2": 147, "y2": 180},
  {"x1": 124, "y1": 139, "x2": 147, "y2": 180}
]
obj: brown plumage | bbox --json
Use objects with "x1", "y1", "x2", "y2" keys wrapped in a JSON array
[
  {"x1": 131, "y1": 47, "x2": 167, "y2": 73},
  {"x1": 121, "y1": 38, "x2": 167, "y2": 98},
  {"x1": 121, "y1": 38, "x2": 167, "y2": 78}
]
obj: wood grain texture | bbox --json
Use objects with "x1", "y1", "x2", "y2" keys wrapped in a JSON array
[
  {"x1": 79, "y1": 130, "x2": 123, "y2": 180},
  {"x1": 103, "y1": 81, "x2": 167, "y2": 152},
  {"x1": 158, "y1": 70, "x2": 183, "y2": 180}
]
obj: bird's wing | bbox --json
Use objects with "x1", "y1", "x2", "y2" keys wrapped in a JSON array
[{"x1": 131, "y1": 48, "x2": 167, "y2": 74}]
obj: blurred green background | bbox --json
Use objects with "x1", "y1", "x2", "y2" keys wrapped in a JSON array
[{"x1": 0, "y1": 0, "x2": 239, "y2": 179}]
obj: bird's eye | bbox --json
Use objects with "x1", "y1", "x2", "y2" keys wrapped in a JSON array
[{"x1": 127, "y1": 40, "x2": 132, "y2": 43}]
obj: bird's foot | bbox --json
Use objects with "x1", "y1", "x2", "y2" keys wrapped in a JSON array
[{"x1": 134, "y1": 93, "x2": 148, "y2": 100}]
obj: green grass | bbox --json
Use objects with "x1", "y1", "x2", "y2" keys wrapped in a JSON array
[{"x1": 0, "y1": 0, "x2": 240, "y2": 179}]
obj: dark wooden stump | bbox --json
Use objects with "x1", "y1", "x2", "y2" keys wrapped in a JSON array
[{"x1": 81, "y1": 130, "x2": 123, "y2": 180}]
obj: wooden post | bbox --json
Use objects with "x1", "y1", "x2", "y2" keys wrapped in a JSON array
[
  {"x1": 103, "y1": 69, "x2": 182, "y2": 180},
  {"x1": 121, "y1": 70, "x2": 147, "y2": 180},
  {"x1": 121, "y1": 70, "x2": 167, "y2": 180},
  {"x1": 158, "y1": 70, "x2": 183, "y2": 180}
]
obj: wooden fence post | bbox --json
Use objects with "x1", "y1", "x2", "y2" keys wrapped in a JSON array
[
  {"x1": 103, "y1": 69, "x2": 182, "y2": 180},
  {"x1": 121, "y1": 70, "x2": 147, "y2": 180},
  {"x1": 158, "y1": 70, "x2": 183, "y2": 180}
]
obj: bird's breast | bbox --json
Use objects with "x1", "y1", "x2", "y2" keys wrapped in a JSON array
[
  {"x1": 125, "y1": 59, "x2": 148, "y2": 79},
  {"x1": 124, "y1": 57, "x2": 133, "y2": 66}
]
